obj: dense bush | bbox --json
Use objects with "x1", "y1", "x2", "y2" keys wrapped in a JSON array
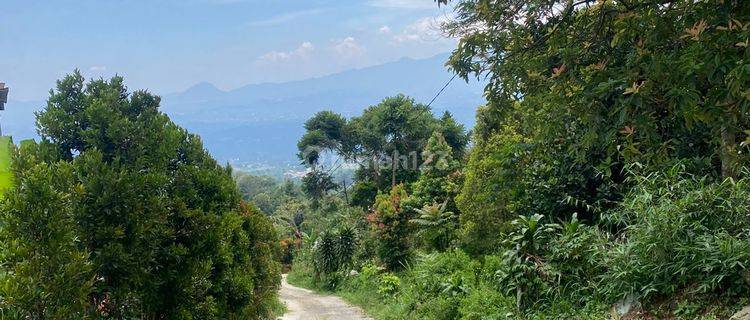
[
  {"x1": 0, "y1": 73, "x2": 281, "y2": 319},
  {"x1": 402, "y1": 250, "x2": 477, "y2": 320},
  {"x1": 0, "y1": 152, "x2": 93, "y2": 319},
  {"x1": 376, "y1": 273, "x2": 401, "y2": 297},
  {"x1": 600, "y1": 167, "x2": 750, "y2": 301},
  {"x1": 410, "y1": 202, "x2": 457, "y2": 252},
  {"x1": 370, "y1": 184, "x2": 412, "y2": 270},
  {"x1": 288, "y1": 247, "x2": 611, "y2": 320}
]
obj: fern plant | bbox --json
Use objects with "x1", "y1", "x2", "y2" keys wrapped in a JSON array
[{"x1": 410, "y1": 201, "x2": 457, "y2": 251}]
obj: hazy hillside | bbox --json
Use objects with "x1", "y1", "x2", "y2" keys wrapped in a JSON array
[
  {"x1": 2, "y1": 53, "x2": 486, "y2": 169},
  {"x1": 161, "y1": 53, "x2": 485, "y2": 168}
]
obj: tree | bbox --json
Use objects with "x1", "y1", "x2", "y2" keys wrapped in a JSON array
[
  {"x1": 236, "y1": 173, "x2": 278, "y2": 200},
  {"x1": 2, "y1": 72, "x2": 281, "y2": 319},
  {"x1": 437, "y1": 111, "x2": 469, "y2": 160},
  {"x1": 352, "y1": 95, "x2": 439, "y2": 188},
  {"x1": 438, "y1": 0, "x2": 750, "y2": 255},
  {"x1": 235, "y1": 173, "x2": 296, "y2": 214},
  {"x1": 297, "y1": 111, "x2": 351, "y2": 166},
  {"x1": 298, "y1": 95, "x2": 470, "y2": 206},
  {"x1": 411, "y1": 132, "x2": 462, "y2": 209},
  {"x1": 302, "y1": 169, "x2": 338, "y2": 205},
  {"x1": 443, "y1": 0, "x2": 750, "y2": 180},
  {"x1": 0, "y1": 144, "x2": 93, "y2": 318}
]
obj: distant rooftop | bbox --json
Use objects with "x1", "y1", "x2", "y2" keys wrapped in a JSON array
[{"x1": 0, "y1": 82, "x2": 7, "y2": 111}]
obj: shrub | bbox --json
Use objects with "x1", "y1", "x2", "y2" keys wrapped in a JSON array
[
  {"x1": 600, "y1": 167, "x2": 750, "y2": 301},
  {"x1": 337, "y1": 226, "x2": 357, "y2": 270},
  {"x1": 370, "y1": 184, "x2": 412, "y2": 270},
  {"x1": 410, "y1": 202, "x2": 457, "y2": 252},
  {"x1": 457, "y1": 124, "x2": 617, "y2": 256},
  {"x1": 457, "y1": 283, "x2": 516, "y2": 320},
  {"x1": 377, "y1": 273, "x2": 401, "y2": 297},
  {"x1": 315, "y1": 231, "x2": 341, "y2": 275},
  {"x1": 547, "y1": 214, "x2": 606, "y2": 303},
  {"x1": 482, "y1": 213, "x2": 606, "y2": 311},
  {"x1": 404, "y1": 250, "x2": 478, "y2": 319},
  {"x1": 495, "y1": 214, "x2": 561, "y2": 310},
  {"x1": 0, "y1": 156, "x2": 93, "y2": 318}
]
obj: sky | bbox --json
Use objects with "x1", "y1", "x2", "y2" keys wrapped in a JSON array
[{"x1": 1, "y1": 0, "x2": 457, "y2": 101}]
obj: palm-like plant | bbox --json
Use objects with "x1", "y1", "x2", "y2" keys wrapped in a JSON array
[
  {"x1": 315, "y1": 231, "x2": 339, "y2": 275},
  {"x1": 336, "y1": 226, "x2": 357, "y2": 269},
  {"x1": 410, "y1": 202, "x2": 456, "y2": 251}
]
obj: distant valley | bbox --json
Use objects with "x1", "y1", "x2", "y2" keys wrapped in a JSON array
[{"x1": 3, "y1": 53, "x2": 486, "y2": 173}]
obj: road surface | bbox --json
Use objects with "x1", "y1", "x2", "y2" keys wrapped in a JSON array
[{"x1": 279, "y1": 274, "x2": 372, "y2": 320}]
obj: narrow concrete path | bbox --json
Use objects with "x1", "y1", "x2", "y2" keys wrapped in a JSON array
[{"x1": 279, "y1": 274, "x2": 372, "y2": 320}]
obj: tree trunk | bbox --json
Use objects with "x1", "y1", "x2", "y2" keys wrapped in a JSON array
[
  {"x1": 391, "y1": 150, "x2": 397, "y2": 188},
  {"x1": 341, "y1": 179, "x2": 349, "y2": 204},
  {"x1": 720, "y1": 124, "x2": 738, "y2": 180},
  {"x1": 372, "y1": 155, "x2": 381, "y2": 186}
]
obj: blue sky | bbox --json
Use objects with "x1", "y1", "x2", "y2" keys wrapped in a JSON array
[{"x1": 1, "y1": 0, "x2": 456, "y2": 101}]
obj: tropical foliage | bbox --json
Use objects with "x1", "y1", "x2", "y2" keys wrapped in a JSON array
[
  {"x1": 283, "y1": 0, "x2": 750, "y2": 319},
  {"x1": 7, "y1": 0, "x2": 749, "y2": 318},
  {"x1": 0, "y1": 73, "x2": 281, "y2": 319}
]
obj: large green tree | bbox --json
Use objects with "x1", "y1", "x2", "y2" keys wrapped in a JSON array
[
  {"x1": 411, "y1": 131, "x2": 462, "y2": 208},
  {"x1": 1, "y1": 72, "x2": 281, "y2": 319},
  {"x1": 440, "y1": 0, "x2": 750, "y2": 254},
  {"x1": 298, "y1": 95, "x2": 470, "y2": 205},
  {"x1": 443, "y1": 0, "x2": 749, "y2": 178}
]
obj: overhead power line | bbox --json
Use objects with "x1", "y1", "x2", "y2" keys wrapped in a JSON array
[{"x1": 426, "y1": 73, "x2": 457, "y2": 108}]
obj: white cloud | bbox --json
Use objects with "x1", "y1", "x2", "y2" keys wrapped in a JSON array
[
  {"x1": 333, "y1": 37, "x2": 364, "y2": 59},
  {"x1": 89, "y1": 66, "x2": 107, "y2": 72},
  {"x1": 367, "y1": 0, "x2": 437, "y2": 9},
  {"x1": 258, "y1": 42, "x2": 315, "y2": 62},
  {"x1": 299, "y1": 42, "x2": 315, "y2": 53},
  {"x1": 393, "y1": 15, "x2": 451, "y2": 43},
  {"x1": 378, "y1": 25, "x2": 391, "y2": 34}
]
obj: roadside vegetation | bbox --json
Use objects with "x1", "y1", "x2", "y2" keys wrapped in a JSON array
[
  {"x1": 1, "y1": 0, "x2": 749, "y2": 319},
  {"x1": 270, "y1": 0, "x2": 750, "y2": 319}
]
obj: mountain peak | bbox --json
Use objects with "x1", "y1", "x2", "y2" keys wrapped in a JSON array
[{"x1": 183, "y1": 82, "x2": 223, "y2": 94}]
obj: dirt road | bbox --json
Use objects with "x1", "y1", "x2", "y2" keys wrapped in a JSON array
[{"x1": 278, "y1": 275, "x2": 372, "y2": 320}]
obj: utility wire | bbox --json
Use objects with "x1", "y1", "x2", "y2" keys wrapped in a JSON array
[{"x1": 427, "y1": 73, "x2": 457, "y2": 108}]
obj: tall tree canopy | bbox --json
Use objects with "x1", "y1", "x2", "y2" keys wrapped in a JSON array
[
  {"x1": 1, "y1": 72, "x2": 280, "y2": 319},
  {"x1": 443, "y1": 0, "x2": 750, "y2": 179},
  {"x1": 298, "y1": 95, "x2": 470, "y2": 206},
  {"x1": 411, "y1": 131, "x2": 462, "y2": 209},
  {"x1": 437, "y1": 0, "x2": 750, "y2": 253}
]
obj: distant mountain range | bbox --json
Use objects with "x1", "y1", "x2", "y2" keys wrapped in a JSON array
[{"x1": 2, "y1": 53, "x2": 486, "y2": 171}]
